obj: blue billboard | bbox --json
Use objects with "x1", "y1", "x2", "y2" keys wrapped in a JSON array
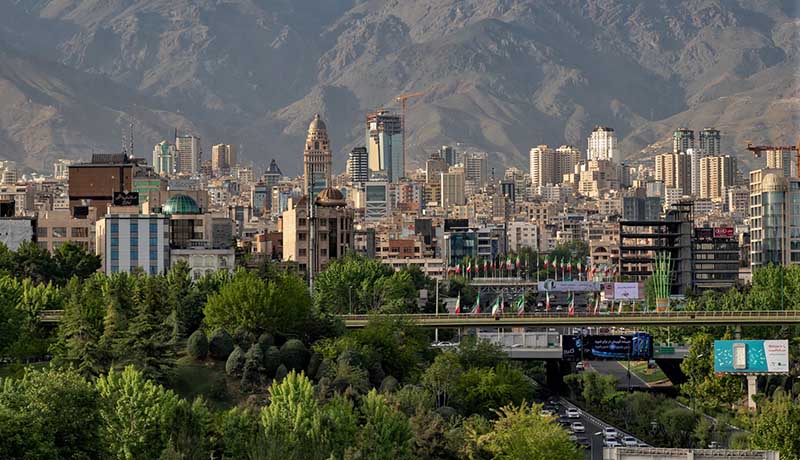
[{"x1": 714, "y1": 340, "x2": 789, "y2": 374}]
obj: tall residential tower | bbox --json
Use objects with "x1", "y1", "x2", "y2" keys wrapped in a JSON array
[{"x1": 303, "y1": 114, "x2": 333, "y2": 197}]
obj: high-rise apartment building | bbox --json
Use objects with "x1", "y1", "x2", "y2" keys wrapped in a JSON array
[
  {"x1": 529, "y1": 144, "x2": 579, "y2": 188},
  {"x1": 555, "y1": 145, "x2": 581, "y2": 180},
  {"x1": 439, "y1": 145, "x2": 457, "y2": 166},
  {"x1": 440, "y1": 170, "x2": 466, "y2": 207},
  {"x1": 175, "y1": 135, "x2": 201, "y2": 175},
  {"x1": 655, "y1": 152, "x2": 691, "y2": 193},
  {"x1": 749, "y1": 168, "x2": 800, "y2": 267},
  {"x1": 464, "y1": 152, "x2": 488, "y2": 188},
  {"x1": 587, "y1": 126, "x2": 618, "y2": 162},
  {"x1": 152, "y1": 141, "x2": 176, "y2": 176},
  {"x1": 211, "y1": 144, "x2": 237, "y2": 175},
  {"x1": 699, "y1": 155, "x2": 736, "y2": 201},
  {"x1": 687, "y1": 148, "x2": 712, "y2": 195},
  {"x1": 366, "y1": 110, "x2": 403, "y2": 182},
  {"x1": 96, "y1": 214, "x2": 169, "y2": 275},
  {"x1": 263, "y1": 159, "x2": 283, "y2": 187},
  {"x1": 53, "y1": 159, "x2": 73, "y2": 180},
  {"x1": 673, "y1": 128, "x2": 694, "y2": 154},
  {"x1": 303, "y1": 114, "x2": 333, "y2": 197},
  {"x1": 766, "y1": 149, "x2": 797, "y2": 177},
  {"x1": 425, "y1": 150, "x2": 448, "y2": 185},
  {"x1": 346, "y1": 146, "x2": 369, "y2": 186},
  {"x1": 699, "y1": 128, "x2": 721, "y2": 156}
]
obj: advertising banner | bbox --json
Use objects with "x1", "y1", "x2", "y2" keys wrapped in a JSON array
[
  {"x1": 538, "y1": 281, "x2": 601, "y2": 292},
  {"x1": 714, "y1": 340, "x2": 789, "y2": 374},
  {"x1": 562, "y1": 333, "x2": 653, "y2": 361},
  {"x1": 713, "y1": 227, "x2": 734, "y2": 238},
  {"x1": 611, "y1": 282, "x2": 643, "y2": 300}
]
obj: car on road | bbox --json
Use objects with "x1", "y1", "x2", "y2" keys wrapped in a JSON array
[
  {"x1": 540, "y1": 409, "x2": 554, "y2": 417},
  {"x1": 556, "y1": 416, "x2": 571, "y2": 426},
  {"x1": 575, "y1": 436, "x2": 590, "y2": 447},
  {"x1": 568, "y1": 434, "x2": 578, "y2": 442},
  {"x1": 510, "y1": 343, "x2": 524, "y2": 348},
  {"x1": 565, "y1": 408, "x2": 581, "y2": 418},
  {"x1": 602, "y1": 427, "x2": 619, "y2": 440},
  {"x1": 570, "y1": 422, "x2": 585, "y2": 433},
  {"x1": 431, "y1": 341, "x2": 456, "y2": 348},
  {"x1": 621, "y1": 436, "x2": 638, "y2": 447},
  {"x1": 604, "y1": 439, "x2": 621, "y2": 448},
  {"x1": 575, "y1": 362, "x2": 584, "y2": 371}
]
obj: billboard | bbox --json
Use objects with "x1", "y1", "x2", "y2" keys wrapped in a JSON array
[
  {"x1": 563, "y1": 333, "x2": 653, "y2": 361},
  {"x1": 538, "y1": 281, "x2": 601, "y2": 292},
  {"x1": 714, "y1": 340, "x2": 789, "y2": 374},
  {"x1": 713, "y1": 227, "x2": 734, "y2": 238},
  {"x1": 113, "y1": 191, "x2": 139, "y2": 206},
  {"x1": 606, "y1": 282, "x2": 644, "y2": 300}
]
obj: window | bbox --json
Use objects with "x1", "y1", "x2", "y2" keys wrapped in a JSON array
[
  {"x1": 111, "y1": 238, "x2": 119, "y2": 247},
  {"x1": 111, "y1": 250, "x2": 119, "y2": 261},
  {"x1": 37, "y1": 227, "x2": 48, "y2": 237},
  {"x1": 71, "y1": 227, "x2": 88, "y2": 238},
  {"x1": 52, "y1": 227, "x2": 67, "y2": 238},
  {"x1": 37, "y1": 241, "x2": 49, "y2": 250},
  {"x1": 298, "y1": 232, "x2": 306, "y2": 241},
  {"x1": 150, "y1": 223, "x2": 158, "y2": 233},
  {"x1": 150, "y1": 250, "x2": 158, "y2": 260},
  {"x1": 130, "y1": 223, "x2": 138, "y2": 234},
  {"x1": 150, "y1": 265, "x2": 158, "y2": 275},
  {"x1": 111, "y1": 223, "x2": 119, "y2": 233},
  {"x1": 299, "y1": 249, "x2": 307, "y2": 257}
]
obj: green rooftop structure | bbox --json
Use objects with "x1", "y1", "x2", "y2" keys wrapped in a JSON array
[{"x1": 163, "y1": 194, "x2": 201, "y2": 215}]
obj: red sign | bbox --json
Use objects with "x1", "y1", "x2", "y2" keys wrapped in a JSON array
[{"x1": 713, "y1": 227, "x2": 734, "y2": 238}]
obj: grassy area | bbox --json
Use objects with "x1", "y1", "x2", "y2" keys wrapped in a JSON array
[
  {"x1": 626, "y1": 361, "x2": 669, "y2": 384},
  {"x1": 172, "y1": 356, "x2": 236, "y2": 410}
]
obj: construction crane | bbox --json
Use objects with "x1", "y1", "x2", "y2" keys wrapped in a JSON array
[
  {"x1": 394, "y1": 91, "x2": 426, "y2": 176},
  {"x1": 746, "y1": 137, "x2": 800, "y2": 176}
]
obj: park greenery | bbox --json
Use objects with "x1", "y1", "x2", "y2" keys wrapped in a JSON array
[{"x1": 0, "y1": 241, "x2": 799, "y2": 459}]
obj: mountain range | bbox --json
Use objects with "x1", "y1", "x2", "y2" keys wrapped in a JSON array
[{"x1": 0, "y1": 0, "x2": 797, "y2": 175}]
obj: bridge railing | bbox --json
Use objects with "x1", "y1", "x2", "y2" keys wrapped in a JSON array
[{"x1": 338, "y1": 310, "x2": 800, "y2": 321}]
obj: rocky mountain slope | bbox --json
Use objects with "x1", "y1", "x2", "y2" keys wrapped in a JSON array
[{"x1": 0, "y1": 0, "x2": 797, "y2": 174}]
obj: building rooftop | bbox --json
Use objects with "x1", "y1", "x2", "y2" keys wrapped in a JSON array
[{"x1": 163, "y1": 194, "x2": 201, "y2": 215}]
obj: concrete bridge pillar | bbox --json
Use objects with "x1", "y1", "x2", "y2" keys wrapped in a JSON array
[
  {"x1": 545, "y1": 360, "x2": 572, "y2": 391},
  {"x1": 655, "y1": 359, "x2": 687, "y2": 386}
]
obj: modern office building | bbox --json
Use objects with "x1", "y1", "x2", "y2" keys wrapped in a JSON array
[
  {"x1": 68, "y1": 154, "x2": 134, "y2": 218},
  {"x1": 698, "y1": 127, "x2": 721, "y2": 156},
  {"x1": 364, "y1": 181, "x2": 391, "y2": 220},
  {"x1": 439, "y1": 145, "x2": 457, "y2": 166},
  {"x1": 303, "y1": 114, "x2": 333, "y2": 197},
  {"x1": 672, "y1": 128, "x2": 694, "y2": 154},
  {"x1": 749, "y1": 168, "x2": 800, "y2": 267},
  {"x1": 655, "y1": 152, "x2": 691, "y2": 193},
  {"x1": 464, "y1": 152, "x2": 489, "y2": 188},
  {"x1": 766, "y1": 148, "x2": 797, "y2": 177},
  {"x1": 425, "y1": 150, "x2": 448, "y2": 184},
  {"x1": 96, "y1": 213, "x2": 169, "y2": 275},
  {"x1": 263, "y1": 159, "x2": 283, "y2": 187},
  {"x1": 692, "y1": 226, "x2": 739, "y2": 291},
  {"x1": 699, "y1": 155, "x2": 736, "y2": 201},
  {"x1": 346, "y1": 146, "x2": 369, "y2": 186},
  {"x1": 211, "y1": 144, "x2": 237, "y2": 176},
  {"x1": 587, "y1": 126, "x2": 618, "y2": 162},
  {"x1": 175, "y1": 135, "x2": 201, "y2": 175},
  {"x1": 622, "y1": 195, "x2": 663, "y2": 221},
  {"x1": 250, "y1": 183, "x2": 271, "y2": 217},
  {"x1": 36, "y1": 208, "x2": 98, "y2": 253},
  {"x1": 152, "y1": 141, "x2": 176, "y2": 176},
  {"x1": 366, "y1": 110, "x2": 403, "y2": 182},
  {"x1": 440, "y1": 170, "x2": 466, "y2": 207}
]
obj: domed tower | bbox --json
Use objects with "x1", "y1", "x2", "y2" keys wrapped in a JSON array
[{"x1": 303, "y1": 114, "x2": 332, "y2": 197}]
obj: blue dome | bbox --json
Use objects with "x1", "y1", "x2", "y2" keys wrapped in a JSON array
[{"x1": 163, "y1": 194, "x2": 200, "y2": 215}]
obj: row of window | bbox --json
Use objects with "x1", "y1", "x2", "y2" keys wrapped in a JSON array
[
  {"x1": 37, "y1": 227, "x2": 89, "y2": 238},
  {"x1": 109, "y1": 222, "x2": 160, "y2": 233}
]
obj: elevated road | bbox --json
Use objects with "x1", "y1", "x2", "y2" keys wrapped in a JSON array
[
  {"x1": 340, "y1": 310, "x2": 800, "y2": 328},
  {"x1": 39, "y1": 309, "x2": 800, "y2": 327}
]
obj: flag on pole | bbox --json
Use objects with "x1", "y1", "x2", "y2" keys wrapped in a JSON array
[
  {"x1": 515, "y1": 295, "x2": 525, "y2": 316},
  {"x1": 516, "y1": 256, "x2": 521, "y2": 270},
  {"x1": 506, "y1": 257, "x2": 512, "y2": 271},
  {"x1": 543, "y1": 256, "x2": 549, "y2": 269},
  {"x1": 455, "y1": 264, "x2": 461, "y2": 275},
  {"x1": 491, "y1": 297, "x2": 502, "y2": 317},
  {"x1": 567, "y1": 260, "x2": 572, "y2": 273},
  {"x1": 466, "y1": 263, "x2": 472, "y2": 276},
  {"x1": 593, "y1": 296, "x2": 600, "y2": 316},
  {"x1": 454, "y1": 294, "x2": 461, "y2": 315},
  {"x1": 473, "y1": 293, "x2": 481, "y2": 314},
  {"x1": 545, "y1": 290, "x2": 551, "y2": 312},
  {"x1": 618, "y1": 300, "x2": 624, "y2": 314},
  {"x1": 483, "y1": 259, "x2": 488, "y2": 274},
  {"x1": 568, "y1": 292, "x2": 575, "y2": 317}
]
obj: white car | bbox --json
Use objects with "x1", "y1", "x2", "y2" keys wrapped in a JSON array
[
  {"x1": 540, "y1": 409, "x2": 554, "y2": 417},
  {"x1": 602, "y1": 427, "x2": 619, "y2": 439},
  {"x1": 575, "y1": 362, "x2": 584, "y2": 371},
  {"x1": 565, "y1": 408, "x2": 581, "y2": 419},
  {"x1": 621, "y1": 436, "x2": 638, "y2": 447},
  {"x1": 570, "y1": 422, "x2": 585, "y2": 433},
  {"x1": 604, "y1": 439, "x2": 621, "y2": 448}
]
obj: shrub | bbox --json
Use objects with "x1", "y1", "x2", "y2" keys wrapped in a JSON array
[
  {"x1": 379, "y1": 376, "x2": 399, "y2": 394},
  {"x1": 233, "y1": 326, "x2": 255, "y2": 350},
  {"x1": 241, "y1": 346, "x2": 265, "y2": 391},
  {"x1": 209, "y1": 329, "x2": 235, "y2": 360},
  {"x1": 307, "y1": 352, "x2": 322, "y2": 379},
  {"x1": 262, "y1": 346, "x2": 281, "y2": 378},
  {"x1": 257, "y1": 333, "x2": 274, "y2": 349},
  {"x1": 275, "y1": 364, "x2": 288, "y2": 382},
  {"x1": 225, "y1": 347, "x2": 246, "y2": 377},
  {"x1": 186, "y1": 330, "x2": 208, "y2": 360},
  {"x1": 280, "y1": 339, "x2": 310, "y2": 372}
]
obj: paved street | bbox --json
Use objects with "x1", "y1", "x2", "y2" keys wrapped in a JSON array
[{"x1": 587, "y1": 360, "x2": 649, "y2": 389}]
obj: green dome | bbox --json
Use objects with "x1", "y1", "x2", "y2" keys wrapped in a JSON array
[{"x1": 163, "y1": 194, "x2": 200, "y2": 215}]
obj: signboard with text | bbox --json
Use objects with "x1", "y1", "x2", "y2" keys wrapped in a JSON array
[
  {"x1": 563, "y1": 333, "x2": 653, "y2": 361},
  {"x1": 609, "y1": 282, "x2": 644, "y2": 300},
  {"x1": 713, "y1": 227, "x2": 734, "y2": 238},
  {"x1": 714, "y1": 340, "x2": 789, "y2": 375},
  {"x1": 538, "y1": 281, "x2": 601, "y2": 292}
]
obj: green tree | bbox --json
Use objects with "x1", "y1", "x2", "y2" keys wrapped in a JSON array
[
  {"x1": 97, "y1": 366, "x2": 182, "y2": 460},
  {"x1": 352, "y1": 316, "x2": 431, "y2": 383},
  {"x1": 323, "y1": 394, "x2": 359, "y2": 460},
  {"x1": 352, "y1": 390, "x2": 413, "y2": 460},
  {"x1": 478, "y1": 403, "x2": 580, "y2": 460},
  {"x1": 260, "y1": 370, "x2": 328, "y2": 460},
  {"x1": 423, "y1": 352, "x2": 463, "y2": 408},
  {"x1": 216, "y1": 407, "x2": 265, "y2": 459},
  {"x1": 680, "y1": 333, "x2": 742, "y2": 411},
  {"x1": 53, "y1": 241, "x2": 101, "y2": 283},
  {"x1": 167, "y1": 261, "x2": 204, "y2": 340},
  {"x1": 454, "y1": 364, "x2": 534, "y2": 416},
  {"x1": 204, "y1": 269, "x2": 315, "y2": 338},
  {"x1": 14, "y1": 240, "x2": 56, "y2": 284},
  {"x1": 0, "y1": 366, "x2": 104, "y2": 459},
  {"x1": 52, "y1": 275, "x2": 108, "y2": 376},
  {"x1": 456, "y1": 335, "x2": 507, "y2": 369},
  {"x1": 750, "y1": 389, "x2": 800, "y2": 460}
]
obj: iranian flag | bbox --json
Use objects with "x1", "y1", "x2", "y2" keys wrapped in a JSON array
[
  {"x1": 473, "y1": 293, "x2": 481, "y2": 314},
  {"x1": 566, "y1": 260, "x2": 572, "y2": 273},
  {"x1": 491, "y1": 297, "x2": 502, "y2": 317},
  {"x1": 543, "y1": 256, "x2": 549, "y2": 269},
  {"x1": 454, "y1": 294, "x2": 461, "y2": 315},
  {"x1": 560, "y1": 259, "x2": 565, "y2": 270},
  {"x1": 455, "y1": 264, "x2": 461, "y2": 275},
  {"x1": 545, "y1": 291, "x2": 551, "y2": 312},
  {"x1": 577, "y1": 262, "x2": 582, "y2": 273},
  {"x1": 516, "y1": 256, "x2": 521, "y2": 270},
  {"x1": 515, "y1": 295, "x2": 525, "y2": 316},
  {"x1": 618, "y1": 301, "x2": 624, "y2": 314},
  {"x1": 593, "y1": 296, "x2": 600, "y2": 316},
  {"x1": 567, "y1": 292, "x2": 575, "y2": 317},
  {"x1": 506, "y1": 257, "x2": 512, "y2": 270},
  {"x1": 483, "y1": 259, "x2": 488, "y2": 273},
  {"x1": 466, "y1": 263, "x2": 472, "y2": 275}
]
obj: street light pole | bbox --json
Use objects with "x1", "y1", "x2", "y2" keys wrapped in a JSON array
[
  {"x1": 348, "y1": 285, "x2": 353, "y2": 315},
  {"x1": 621, "y1": 335, "x2": 631, "y2": 392}
]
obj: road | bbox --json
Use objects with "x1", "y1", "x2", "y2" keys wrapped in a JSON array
[{"x1": 587, "y1": 361, "x2": 650, "y2": 389}]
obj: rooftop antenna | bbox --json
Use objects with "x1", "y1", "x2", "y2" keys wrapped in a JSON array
[{"x1": 128, "y1": 120, "x2": 134, "y2": 158}]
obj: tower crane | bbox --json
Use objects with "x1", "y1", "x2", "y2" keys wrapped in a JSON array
[
  {"x1": 746, "y1": 137, "x2": 800, "y2": 176},
  {"x1": 394, "y1": 91, "x2": 426, "y2": 176}
]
